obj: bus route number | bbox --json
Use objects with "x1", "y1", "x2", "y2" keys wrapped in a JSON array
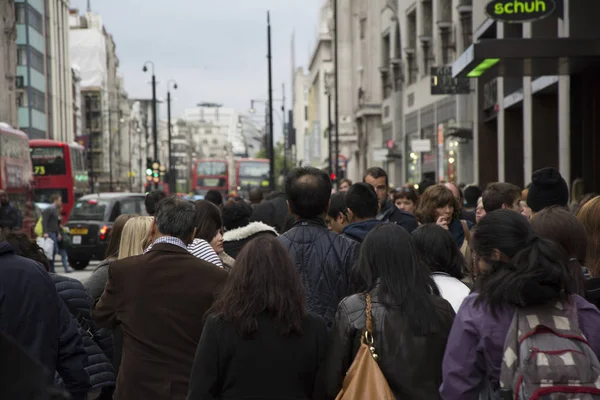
[{"x1": 34, "y1": 166, "x2": 46, "y2": 175}]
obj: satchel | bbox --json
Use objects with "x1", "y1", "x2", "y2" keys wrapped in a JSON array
[{"x1": 335, "y1": 293, "x2": 395, "y2": 400}]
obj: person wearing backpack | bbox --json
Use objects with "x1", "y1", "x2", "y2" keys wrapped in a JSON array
[{"x1": 440, "y1": 210, "x2": 600, "y2": 400}]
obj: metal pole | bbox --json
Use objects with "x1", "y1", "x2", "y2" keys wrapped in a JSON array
[
  {"x1": 108, "y1": 106, "x2": 113, "y2": 192},
  {"x1": 151, "y1": 73, "x2": 158, "y2": 189},
  {"x1": 328, "y1": 93, "x2": 333, "y2": 176},
  {"x1": 267, "y1": 11, "x2": 275, "y2": 191},
  {"x1": 333, "y1": 0, "x2": 340, "y2": 185},
  {"x1": 89, "y1": 129, "x2": 94, "y2": 194},
  {"x1": 128, "y1": 120, "x2": 133, "y2": 191},
  {"x1": 282, "y1": 82, "x2": 287, "y2": 176},
  {"x1": 167, "y1": 90, "x2": 173, "y2": 194}
]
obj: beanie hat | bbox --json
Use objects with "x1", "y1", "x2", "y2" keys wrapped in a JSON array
[
  {"x1": 526, "y1": 167, "x2": 569, "y2": 212},
  {"x1": 222, "y1": 201, "x2": 253, "y2": 232}
]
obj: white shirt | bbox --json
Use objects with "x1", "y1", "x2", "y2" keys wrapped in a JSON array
[{"x1": 432, "y1": 273, "x2": 471, "y2": 313}]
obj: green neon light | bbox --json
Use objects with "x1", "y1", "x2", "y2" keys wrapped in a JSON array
[{"x1": 467, "y1": 58, "x2": 500, "y2": 78}]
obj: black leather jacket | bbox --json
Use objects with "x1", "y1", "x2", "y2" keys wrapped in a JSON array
[
  {"x1": 323, "y1": 286, "x2": 455, "y2": 399},
  {"x1": 278, "y1": 218, "x2": 359, "y2": 329}
]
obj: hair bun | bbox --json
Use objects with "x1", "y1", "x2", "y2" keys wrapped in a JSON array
[{"x1": 532, "y1": 167, "x2": 562, "y2": 187}]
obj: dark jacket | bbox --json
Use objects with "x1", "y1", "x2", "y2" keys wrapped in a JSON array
[
  {"x1": 0, "y1": 203, "x2": 19, "y2": 229},
  {"x1": 278, "y1": 218, "x2": 359, "y2": 329},
  {"x1": 250, "y1": 193, "x2": 289, "y2": 233},
  {"x1": 0, "y1": 242, "x2": 90, "y2": 400},
  {"x1": 42, "y1": 205, "x2": 60, "y2": 234},
  {"x1": 91, "y1": 242, "x2": 229, "y2": 400},
  {"x1": 51, "y1": 274, "x2": 115, "y2": 391},
  {"x1": 377, "y1": 199, "x2": 418, "y2": 233},
  {"x1": 342, "y1": 219, "x2": 382, "y2": 243},
  {"x1": 223, "y1": 221, "x2": 278, "y2": 258},
  {"x1": 323, "y1": 287, "x2": 455, "y2": 400},
  {"x1": 187, "y1": 313, "x2": 329, "y2": 400}
]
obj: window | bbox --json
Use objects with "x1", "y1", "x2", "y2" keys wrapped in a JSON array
[
  {"x1": 16, "y1": 91, "x2": 27, "y2": 107},
  {"x1": 30, "y1": 48, "x2": 44, "y2": 73},
  {"x1": 17, "y1": 46, "x2": 27, "y2": 66},
  {"x1": 119, "y1": 200, "x2": 137, "y2": 215},
  {"x1": 359, "y1": 17, "x2": 367, "y2": 40},
  {"x1": 304, "y1": 106, "x2": 308, "y2": 121},
  {"x1": 15, "y1": 4, "x2": 25, "y2": 24},
  {"x1": 212, "y1": 139, "x2": 218, "y2": 145},
  {"x1": 31, "y1": 146, "x2": 66, "y2": 175},
  {"x1": 30, "y1": 89, "x2": 45, "y2": 112},
  {"x1": 196, "y1": 161, "x2": 227, "y2": 175},
  {"x1": 461, "y1": 13, "x2": 473, "y2": 49},
  {"x1": 28, "y1": 7, "x2": 43, "y2": 33}
]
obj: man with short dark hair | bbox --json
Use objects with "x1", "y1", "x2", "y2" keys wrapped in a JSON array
[
  {"x1": 92, "y1": 196, "x2": 228, "y2": 400},
  {"x1": 341, "y1": 183, "x2": 381, "y2": 244},
  {"x1": 363, "y1": 167, "x2": 418, "y2": 233},
  {"x1": 144, "y1": 190, "x2": 167, "y2": 216},
  {"x1": 278, "y1": 167, "x2": 358, "y2": 329},
  {"x1": 325, "y1": 192, "x2": 348, "y2": 234},
  {"x1": 205, "y1": 190, "x2": 223, "y2": 209},
  {"x1": 482, "y1": 182, "x2": 522, "y2": 213},
  {"x1": 463, "y1": 185, "x2": 482, "y2": 212},
  {"x1": 248, "y1": 188, "x2": 263, "y2": 207}
]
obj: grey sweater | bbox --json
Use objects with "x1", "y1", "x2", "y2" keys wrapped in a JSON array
[{"x1": 41, "y1": 205, "x2": 60, "y2": 234}]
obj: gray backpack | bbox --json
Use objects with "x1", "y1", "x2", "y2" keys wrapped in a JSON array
[{"x1": 498, "y1": 300, "x2": 600, "y2": 399}]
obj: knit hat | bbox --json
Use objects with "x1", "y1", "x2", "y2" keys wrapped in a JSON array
[
  {"x1": 222, "y1": 201, "x2": 253, "y2": 232},
  {"x1": 526, "y1": 167, "x2": 569, "y2": 212}
]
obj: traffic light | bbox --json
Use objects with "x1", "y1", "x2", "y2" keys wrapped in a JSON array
[
  {"x1": 330, "y1": 173, "x2": 336, "y2": 182},
  {"x1": 145, "y1": 158, "x2": 153, "y2": 181},
  {"x1": 152, "y1": 161, "x2": 161, "y2": 183}
]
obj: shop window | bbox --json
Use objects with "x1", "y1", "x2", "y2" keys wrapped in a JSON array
[{"x1": 360, "y1": 17, "x2": 367, "y2": 40}]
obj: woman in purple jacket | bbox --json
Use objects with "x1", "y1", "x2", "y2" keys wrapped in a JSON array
[{"x1": 440, "y1": 210, "x2": 600, "y2": 399}]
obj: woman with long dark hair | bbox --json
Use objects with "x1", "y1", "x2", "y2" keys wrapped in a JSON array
[
  {"x1": 440, "y1": 210, "x2": 600, "y2": 399},
  {"x1": 412, "y1": 224, "x2": 471, "y2": 312},
  {"x1": 187, "y1": 235, "x2": 328, "y2": 400},
  {"x1": 189, "y1": 200, "x2": 228, "y2": 268},
  {"x1": 324, "y1": 223, "x2": 455, "y2": 399}
]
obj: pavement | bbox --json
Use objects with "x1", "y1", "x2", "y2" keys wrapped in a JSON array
[{"x1": 56, "y1": 259, "x2": 100, "y2": 283}]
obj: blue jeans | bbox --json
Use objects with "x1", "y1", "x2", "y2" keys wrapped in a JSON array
[{"x1": 48, "y1": 232, "x2": 70, "y2": 273}]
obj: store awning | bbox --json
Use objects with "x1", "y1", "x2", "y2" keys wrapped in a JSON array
[{"x1": 452, "y1": 38, "x2": 600, "y2": 79}]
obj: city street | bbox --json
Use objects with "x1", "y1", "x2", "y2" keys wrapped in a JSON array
[{"x1": 56, "y1": 260, "x2": 99, "y2": 282}]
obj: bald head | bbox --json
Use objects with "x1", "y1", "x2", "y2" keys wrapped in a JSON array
[
  {"x1": 444, "y1": 182, "x2": 460, "y2": 199},
  {"x1": 285, "y1": 167, "x2": 332, "y2": 219}
]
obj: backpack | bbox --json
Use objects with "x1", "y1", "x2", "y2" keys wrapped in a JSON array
[{"x1": 498, "y1": 300, "x2": 600, "y2": 399}]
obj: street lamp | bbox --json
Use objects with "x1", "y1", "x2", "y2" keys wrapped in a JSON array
[
  {"x1": 143, "y1": 61, "x2": 158, "y2": 189},
  {"x1": 325, "y1": 72, "x2": 334, "y2": 178},
  {"x1": 167, "y1": 79, "x2": 178, "y2": 194}
]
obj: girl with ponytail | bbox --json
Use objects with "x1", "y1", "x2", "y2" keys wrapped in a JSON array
[{"x1": 440, "y1": 210, "x2": 600, "y2": 399}]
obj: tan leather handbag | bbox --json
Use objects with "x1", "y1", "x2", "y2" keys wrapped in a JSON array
[{"x1": 335, "y1": 293, "x2": 395, "y2": 400}]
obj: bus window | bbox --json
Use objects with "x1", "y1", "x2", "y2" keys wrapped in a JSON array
[{"x1": 31, "y1": 147, "x2": 67, "y2": 175}]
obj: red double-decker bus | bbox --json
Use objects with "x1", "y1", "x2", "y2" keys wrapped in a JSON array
[
  {"x1": 0, "y1": 123, "x2": 34, "y2": 234},
  {"x1": 235, "y1": 158, "x2": 270, "y2": 195},
  {"x1": 191, "y1": 159, "x2": 229, "y2": 195},
  {"x1": 29, "y1": 139, "x2": 89, "y2": 221}
]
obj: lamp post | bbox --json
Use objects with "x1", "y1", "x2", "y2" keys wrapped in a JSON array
[
  {"x1": 325, "y1": 72, "x2": 334, "y2": 177},
  {"x1": 167, "y1": 80, "x2": 178, "y2": 194},
  {"x1": 143, "y1": 61, "x2": 158, "y2": 189},
  {"x1": 266, "y1": 11, "x2": 275, "y2": 191},
  {"x1": 333, "y1": 0, "x2": 340, "y2": 185}
]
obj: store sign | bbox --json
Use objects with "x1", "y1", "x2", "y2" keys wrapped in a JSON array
[
  {"x1": 411, "y1": 139, "x2": 431, "y2": 153},
  {"x1": 485, "y1": 0, "x2": 556, "y2": 23}
]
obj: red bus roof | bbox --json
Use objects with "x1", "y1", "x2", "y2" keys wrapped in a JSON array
[
  {"x1": 237, "y1": 158, "x2": 268, "y2": 162},
  {"x1": 29, "y1": 139, "x2": 66, "y2": 147},
  {"x1": 196, "y1": 158, "x2": 227, "y2": 162}
]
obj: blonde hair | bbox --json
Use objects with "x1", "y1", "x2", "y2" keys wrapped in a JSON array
[
  {"x1": 578, "y1": 197, "x2": 600, "y2": 277},
  {"x1": 118, "y1": 216, "x2": 154, "y2": 260}
]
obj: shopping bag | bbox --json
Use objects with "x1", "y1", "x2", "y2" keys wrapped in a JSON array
[{"x1": 36, "y1": 237, "x2": 54, "y2": 260}]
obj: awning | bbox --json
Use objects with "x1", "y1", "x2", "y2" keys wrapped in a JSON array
[{"x1": 452, "y1": 38, "x2": 600, "y2": 78}]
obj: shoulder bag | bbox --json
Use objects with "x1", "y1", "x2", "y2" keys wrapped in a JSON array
[{"x1": 335, "y1": 293, "x2": 395, "y2": 400}]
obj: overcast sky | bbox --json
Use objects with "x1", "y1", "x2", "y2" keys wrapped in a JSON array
[{"x1": 70, "y1": 0, "x2": 322, "y2": 121}]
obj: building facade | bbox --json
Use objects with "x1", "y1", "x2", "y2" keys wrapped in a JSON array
[
  {"x1": 15, "y1": 0, "x2": 47, "y2": 138},
  {"x1": 0, "y1": 0, "x2": 18, "y2": 127},
  {"x1": 452, "y1": 0, "x2": 600, "y2": 192},
  {"x1": 47, "y1": 0, "x2": 73, "y2": 143}
]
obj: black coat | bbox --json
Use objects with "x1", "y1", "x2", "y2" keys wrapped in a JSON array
[
  {"x1": 278, "y1": 218, "x2": 359, "y2": 329},
  {"x1": 250, "y1": 193, "x2": 289, "y2": 233},
  {"x1": 223, "y1": 221, "x2": 278, "y2": 258},
  {"x1": 187, "y1": 313, "x2": 329, "y2": 400},
  {"x1": 51, "y1": 274, "x2": 115, "y2": 391},
  {"x1": 0, "y1": 242, "x2": 90, "y2": 400},
  {"x1": 323, "y1": 287, "x2": 455, "y2": 400},
  {"x1": 377, "y1": 199, "x2": 419, "y2": 233}
]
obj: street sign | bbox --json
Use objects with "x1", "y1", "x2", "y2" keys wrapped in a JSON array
[
  {"x1": 411, "y1": 139, "x2": 431, "y2": 153},
  {"x1": 373, "y1": 148, "x2": 388, "y2": 162},
  {"x1": 485, "y1": 0, "x2": 557, "y2": 23},
  {"x1": 431, "y1": 67, "x2": 471, "y2": 95}
]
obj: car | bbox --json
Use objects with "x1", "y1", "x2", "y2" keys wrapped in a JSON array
[{"x1": 65, "y1": 193, "x2": 148, "y2": 270}]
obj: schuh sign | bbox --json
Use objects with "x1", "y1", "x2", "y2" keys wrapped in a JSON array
[{"x1": 485, "y1": 0, "x2": 556, "y2": 23}]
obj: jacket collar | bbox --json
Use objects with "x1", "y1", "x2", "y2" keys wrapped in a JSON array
[
  {"x1": 342, "y1": 219, "x2": 381, "y2": 242},
  {"x1": 223, "y1": 222, "x2": 278, "y2": 242},
  {"x1": 0, "y1": 241, "x2": 14, "y2": 256},
  {"x1": 293, "y1": 217, "x2": 327, "y2": 229}
]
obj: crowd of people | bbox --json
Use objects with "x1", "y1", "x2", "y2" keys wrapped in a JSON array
[{"x1": 2, "y1": 165, "x2": 600, "y2": 399}]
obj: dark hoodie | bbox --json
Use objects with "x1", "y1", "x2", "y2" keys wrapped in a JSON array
[
  {"x1": 342, "y1": 219, "x2": 382, "y2": 244},
  {"x1": 377, "y1": 199, "x2": 418, "y2": 233}
]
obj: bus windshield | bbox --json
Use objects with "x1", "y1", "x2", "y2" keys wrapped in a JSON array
[
  {"x1": 31, "y1": 146, "x2": 66, "y2": 175},
  {"x1": 239, "y1": 161, "x2": 269, "y2": 179},
  {"x1": 196, "y1": 161, "x2": 227, "y2": 176}
]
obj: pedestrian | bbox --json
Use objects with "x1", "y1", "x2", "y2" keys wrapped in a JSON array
[
  {"x1": 532, "y1": 206, "x2": 588, "y2": 298},
  {"x1": 444, "y1": 182, "x2": 476, "y2": 224},
  {"x1": 0, "y1": 230, "x2": 90, "y2": 400},
  {"x1": 41, "y1": 193, "x2": 67, "y2": 273},
  {"x1": 222, "y1": 201, "x2": 277, "y2": 259},
  {"x1": 144, "y1": 189, "x2": 167, "y2": 216},
  {"x1": 340, "y1": 182, "x2": 381, "y2": 244},
  {"x1": 412, "y1": 224, "x2": 471, "y2": 311},
  {"x1": 190, "y1": 200, "x2": 228, "y2": 268},
  {"x1": 119, "y1": 216, "x2": 154, "y2": 258},
  {"x1": 578, "y1": 197, "x2": 600, "y2": 306},
  {"x1": 440, "y1": 210, "x2": 600, "y2": 399},
  {"x1": 363, "y1": 167, "x2": 418, "y2": 232},
  {"x1": 187, "y1": 235, "x2": 328, "y2": 400},
  {"x1": 92, "y1": 197, "x2": 228, "y2": 400},
  {"x1": 526, "y1": 166, "x2": 569, "y2": 217},
  {"x1": 323, "y1": 223, "x2": 455, "y2": 399},
  {"x1": 325, "y1": 192, "x2": 348, "y2": 234},
  {"x1": 338, "y1": 178, "x2": 352, "y2": 192},
  {"x1": 0, "y1": 189, "x2": 19, "y2": 229},
  {"x1": 393, "y1": 186, "x2": 419, "y2": 214},
  {"x1": 481, "y1": 182, "x2": 521, "y2": 213},
  {"x1": 248, "y1": 188, "x2": 263, "y2": 207},
  {"x1": 205, "y1": 190, "x2": 223, "y2": 209},
  {"x1": 462, "y1": 184, "x2": 482, "y2": 214},
  {"x1": 278, "y1": 167, "x2": 358, "y2": 329},
  {"x1": 250, "y1": 191, "x2": 289, "y2": 234},
  {"x1": 475, "y1": 196, "x2": 486, "y2": 225}
]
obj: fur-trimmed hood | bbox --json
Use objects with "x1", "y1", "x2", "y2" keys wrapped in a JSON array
[{"x1": 223, "y1": 221, "x2": 278, "y2": 242}]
